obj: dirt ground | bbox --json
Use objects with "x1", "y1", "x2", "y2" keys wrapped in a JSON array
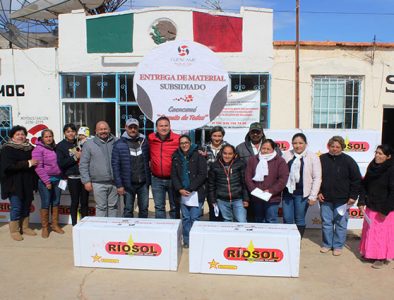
[{"x1": 0, "y1": 203, "x2": 393, "y2": 300}]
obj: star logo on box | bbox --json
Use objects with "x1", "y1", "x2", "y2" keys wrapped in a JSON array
[
  {"x1": 223, "y1": 241, "x2": 284, "y2": 263},
  {"x1": 91, "y1": 253, "x2": 119, "y2": 264},
  {"x1": 207, "y1": 259, "x2": 237, "y2": 270},
  {"x1": 105, "y1": 234, "x2": 162, "y2": 257}
]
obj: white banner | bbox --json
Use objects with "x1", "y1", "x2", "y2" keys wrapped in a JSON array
[
  {"x1": 134, "y1": 40, "x2": 230, "y2": 130},
  {"x1": 209, "y1": 91, "x2": 260, "y2": 128}
]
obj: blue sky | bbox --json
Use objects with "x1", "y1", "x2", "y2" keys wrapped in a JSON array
[{"x1": 129, "y1": 0, "x2": 394, "y2": 42}]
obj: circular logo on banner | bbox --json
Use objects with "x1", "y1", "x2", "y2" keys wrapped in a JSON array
[{"x1": 133, "y1": 40, "x2": 230, "y2": 130}]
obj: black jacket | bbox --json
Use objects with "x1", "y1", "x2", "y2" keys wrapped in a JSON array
[
  {"x1": 171, "y1": 147, "x2": 207, "y2": 203},
  {"x1": 0, "y1": 142, "x2": 37, "y2": 201},
  {"x1": 359, "y1": 159, "x2": 394, "y2": 215},
  {"x1": 56, "y1": 139, "x2": 80, "y2": 177},
  {"x1": 208, "y1": 157, "x2": 249, "y2": 204},
  {"x1": 320, "y1": 152, "x2": 362, "y2": 204}
]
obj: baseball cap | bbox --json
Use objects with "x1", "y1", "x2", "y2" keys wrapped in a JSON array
[
  {"x1": 77, "y1": 126, "x2": 90, "y2": 137},
  {"x1": 126, "y1": 118, "x2": 139, "y2": 127},
  {"x1": 249, "y1": 122, "x2": 263, "y2": 132}
]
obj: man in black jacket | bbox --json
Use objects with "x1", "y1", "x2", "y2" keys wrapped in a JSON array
[{"x1": 318, "y1": 136, "x2": 362, "y2": 256}]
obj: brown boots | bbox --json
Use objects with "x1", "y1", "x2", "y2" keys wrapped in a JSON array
[
  {"x1": 41, "y1": 207, "x2": 65, "y2": 238},
  {"x1": 41, "y1": 209, "x2": 50, "y2": 238},
  {"x1": 9, "y1": 221, "x2": 23, "y2": 241},
  {"x1": 21, "y1": 217, "x2": 37, "y2": 236},
  {"x1": 51, "y1": 207, "x2": 65, "y2": 234}
]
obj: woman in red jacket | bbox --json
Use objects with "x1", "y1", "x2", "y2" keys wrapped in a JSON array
[{"x1": 245, "y1": 139, "x2": 289, "y2": 223}]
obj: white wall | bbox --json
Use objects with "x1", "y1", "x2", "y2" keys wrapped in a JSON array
[
  {"x1": 272, "y1": 45, "x2": 394, "y2": 130},
  {"x1": 58, "y1": 7, "x2": 273, "y2": 74},
  {"x1": 0, "y1": 48, "x2": 61, "y2": 141}
]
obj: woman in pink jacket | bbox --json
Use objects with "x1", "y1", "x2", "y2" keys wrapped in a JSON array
[
  {"x1": 32, "y1": 129, "x2": 64, "y2": 238},
  {"x1": 245, "y1": 139, "x2": 289, "y2": 223},
  {"x1": 282, "y1": 133, "x2": 322, "y2": 238}
]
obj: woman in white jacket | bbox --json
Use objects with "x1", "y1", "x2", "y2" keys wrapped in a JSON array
[{"x1": 282, "y1": 133, "x2": 322, "y2": 237}]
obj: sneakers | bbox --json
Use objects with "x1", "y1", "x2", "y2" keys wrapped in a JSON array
[
  {"x1": 320, "y1": 247, "x2": 331, "y2": 253},
  {"x1": 333, "y1": 249, "x2": 342, "y2": 256},
  {"x1": 372, "y1": 260, "x2": 385, "y2": 269}
]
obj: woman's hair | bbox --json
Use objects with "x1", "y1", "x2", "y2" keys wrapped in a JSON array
[
  {"x1": 262, "y1": 139, "x2": 277, "y2": 150},
  {"x1": 41, "y1": 128, "x2": 54, "y2": 138},
  {"x1": 220, "y1": 144, "x2": 236, "y2": 159},
  {"x1": 63, "y1": 123, "x2": 77, "y2": 133},
  {"x1": 9, "y1": 125, "x2": 27, "y2": 138},
  {"x1": 376, "y1": 144, "x2": 393, "y2": 157},
  {"x1": 210, "y1": 126, "x2": 225, "y2": 137},
  {"x1": 327, "y1": 136, "x2": 346, "y2": 150},
  {"x1": 292, "y1": 133, "x2": 307, "y2": 144},
  {"x1": 179, "y1": 134, "x2": 191, "y2": 143}
]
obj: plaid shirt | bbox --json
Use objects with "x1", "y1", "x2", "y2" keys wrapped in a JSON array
[{"x1": 204, "y1": 141, "x2": 228, "y2": 170}]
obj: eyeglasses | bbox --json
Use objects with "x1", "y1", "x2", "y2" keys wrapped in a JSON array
[{"x1": 180, "y1": 142, "x2": 191, "y2": 145}]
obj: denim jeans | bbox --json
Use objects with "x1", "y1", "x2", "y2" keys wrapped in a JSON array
[
  {"x1": 181, "y1": 202, "x2": 202, "y2": 245},
  {"x1": 124, "y1": 182, "x2": 149, "y2": 218},
  {"x1": 9, "y1": 195, "x2": 31, "y2": 221},
  {"x1": 217, "y1": 199, "x2": 247, "y2": 223},
  {"x1": 282, "y1": 194, "x2": 309, "y2": 226},
  {"x1": 320, "y1": 202, "x2": 349, "y2": 249},
  {"x1": 68, "y1": 178, "x2": 89, "y2": 226},
  {"x1": 252, "y1": 200, "x2": 279, "y2": 223},
  {"x1": 151, "y1": 175, "x2": 180, "y2": 219},
  {"x1": 38, "y1": 180, "x2": 62, "y2": 209}
]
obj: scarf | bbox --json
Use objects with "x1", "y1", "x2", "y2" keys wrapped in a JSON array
[
  {"x1": 178, "y1": 144, "x2": 197, "y2": 189},
  {"x1": 4, "y1": 140, "x2": 33, "y2": 151},
  {"x1": 364, "y1": 158, "x2": 393, "y2": 185},
  {"x1": 286, "y1": 149, "x2": 307, "y2": 193},
  {"x1": 253, "y1": 151, "x2": 277, "y2": 182}
]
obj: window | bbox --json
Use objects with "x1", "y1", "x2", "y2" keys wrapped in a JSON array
[
  {"x1": 0, "y1": 106, "x2": 12, "y2": 144},
  {"x1": 312, "y1": 76, "x2": 361, "y2": 129}
]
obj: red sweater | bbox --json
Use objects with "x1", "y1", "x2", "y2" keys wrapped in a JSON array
[
  {"x1": 148, "y1": 131, "x2": 180, "y2": 178},
  {"x1": 245, "y1": 153, "x2": 289, "y2": 203}
]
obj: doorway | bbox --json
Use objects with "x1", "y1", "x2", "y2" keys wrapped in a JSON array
[{"x1": 382, "y1": 108, "x2": 394, "y2": 149}]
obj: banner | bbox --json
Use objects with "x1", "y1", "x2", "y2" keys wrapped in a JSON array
[
  {"x1": 209, "y1": 91, "x2": 260, "y2": 128},
  {"x1": 134, "y1": 40, "x2": 230, "y2": 130}
]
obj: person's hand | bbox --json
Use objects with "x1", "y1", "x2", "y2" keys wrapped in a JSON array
[
  {"x1": 198, "y1": 150, "x2": 208, "y2": 157},
  {"x1": 179, "y1": 189, "x2": 190, "y2": 197},
  {"x1": 46, "y1": 183, "x2": 52, "y2": 190},
  {"x1": 117, "y1": 187, "x2": 125, "y2": 195},
  {"x1": 308, "y1": 199, "x2": 317, "y2": 206},
  {"x1": 358, "y1": 205, "x2": 366, "y2": 214},
  {"x1": 29, "y1": 159, "x2": 38, "y2": 167},
  {"x1": 84, "y1": 182, "x2": 93, "y2": 192},
  {"x1": 318, "y1": 193, "x2": 325, "y2": 203},
  {"x1": 243, "y1": 201, "x2": 249, "y2": 208},
  {"x1": 347, "y1": 198, "x2": 356, "y2": 206},
  {"x1": 74, "y1": 151, "x2": 81, "y2": 160}
]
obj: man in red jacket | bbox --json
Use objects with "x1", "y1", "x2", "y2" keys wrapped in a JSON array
[{"x1": 148, "y1": 116, "x2": 180, "y2": 218}]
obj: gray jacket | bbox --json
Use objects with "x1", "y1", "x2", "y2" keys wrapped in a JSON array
[
  {"x1": 236, "y1": 133, "x2": 282, "y2": 164},
  {"x1": 79, "y1": 135, "x2": 116, "y2": 184}
]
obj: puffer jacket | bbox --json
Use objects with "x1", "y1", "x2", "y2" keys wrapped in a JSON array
[
  {"x1": 112, "y1": 132, "x2": 151, "y2": 190},
  {"x1": 32, "y1": 141, "x2": 62, "y2": 185},
  {"x1": 148, "y1": 131, "x2": 180, "y2": 178},
  {"x1": 208, "y1": 156, "x2": 249, "y2": 204},
  {"x1": 171, "y1": 145, "x2": 207, "y2": 202}
]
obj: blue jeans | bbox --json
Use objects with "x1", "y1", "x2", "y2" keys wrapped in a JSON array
[
  {"x1": 151, "y1": 175, "x2": 179, "y2": 219},
  {"x1": 38, "y1": 180, "x2": 62, "y2": 209},
  {"x1": 217, "y1": 199, "x2": 247, "y2": 223},
  {"x1": 124, "y1": 183, "x2": 149, "y2": 218},
  {"x1": 252, "y1": 200, "x2": 279, "y2": 223},
  {"x1": 9, "y1": 195, "x2": 31, "y2": 221},
  {"x1": 181, "y1": 202, "x2": 202, "y2": 245},
  {"x1": 320, "y1": 202, "x2": 349, "y2": 249},
  {"x1": 282, "y1": 194, "x2": 308, "y2": 226}
]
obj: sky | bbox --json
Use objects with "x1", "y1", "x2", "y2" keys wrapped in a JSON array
[{"x1": 127, "y1": 0, "x2": 394, "y2": 42}]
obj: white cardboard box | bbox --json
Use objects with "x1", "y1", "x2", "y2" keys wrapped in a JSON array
[
  {"x1": 190, "y1": 221, "x2": 300, "y2": 277},
  {"x1": 73, "y1": 217, "x2": 182, "y2": 271}
]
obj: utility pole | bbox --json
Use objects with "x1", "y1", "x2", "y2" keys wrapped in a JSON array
[{"x1": 295, "y1": 0, "x2": 300, "y2": 128}]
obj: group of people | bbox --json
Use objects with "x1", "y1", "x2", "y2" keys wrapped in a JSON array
[{"x1": 0, "y1": 118, "x2": 393, "y2": 269}]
